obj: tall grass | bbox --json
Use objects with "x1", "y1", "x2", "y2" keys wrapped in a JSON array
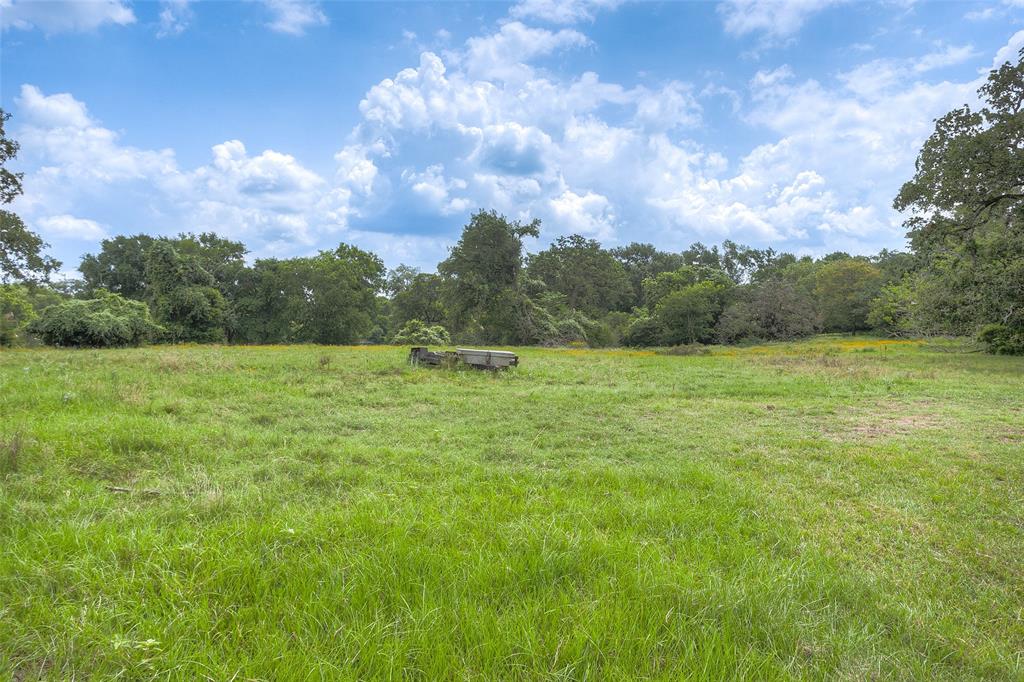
[{"x1": 1, "y1": 339, "x2": 1022, "y2": 679}]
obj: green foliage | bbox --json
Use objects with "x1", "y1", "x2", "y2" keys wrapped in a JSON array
[
  {"x1": 611, "y1": 243, "x2": 686, "y2": 308},
  {"x1": 0, "y1": 109, "x2": 60, "y2": 284},
  {"x1": 172, "y1": 233, "x2": 248, "y2": 300},
  {"x1": 716, "y1": 281, "x2": 817, "y2": 343},
  {"x1": 978, "y1": 323, "x2": 1024, "y2": 355},
  {"x1": 871, "y1": 249, "x2": 917, "y2": 284},
  {"x1": 391, "y1": 319, "x2": 451, "y2": 345},
  {"x1": 894, "y1": 47, "x2": 1024, "y2": 353},
  {"x1": 682, "y1": 240, "x2": 777, "y2": 283},
  {"x1": 389, "y1": 271, "x2": 447, "y2": 329},
  {"x1": 598, "y1": 310, "x2": 633, "y2": 347},
  {"x1": 0, "y1": 284, "x2": 35, "y2": 346},
  {"x1": 621, "y1": 313, "x2": 662, "y2": 347},
  {"x1": 867, "y1": 279, "x2": 919, "y2": 338},
  {"x1": 655, "y1": 281, "x2": 726, "y2": 346},
  {"x1": 526, "y1": 234, "x2": 632, "y2": 315},
  {"x1": 438, "y1": 210, "x2": 540, "y2": 342},
  {"x1": 0, "y1": 211, "x2": 61, "y2": 284},
  {"x1": 642, "y1": 265, "x2": 733, "y2": 309},
  {"x1": 511, "y1": 290, "x2": 600, "y2": 347},
  {"x1": 813, "y1": 258, "x2": 883, "y2": 332},
  {"x1": 0, "y1": 109, "x2": 22, "y2": 205},
  {"x1": 80, "y1": 234, "x2": 156, "y2": 299},
  {"x1": 146, "y1": 241, "x2": 228, "y2": 343},
  {"x1": 236, "y1": 244, "x2": 384, "y2": 345},
  {"x1": 27, "y1": 291, "x2": 159, "y2": 347}
]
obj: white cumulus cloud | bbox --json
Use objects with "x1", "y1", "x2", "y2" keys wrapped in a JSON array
[
  {"x1": 718, "y1": 0, "x2": 844, "y2": 40},
  {"x1": 157, "y1": 0, "x2": 193, "y2": 37},
  {"x1": 263, "y1": 0, "x2": 327, "y2": 36},
  {"x1": 36, "y1": 214, "x2": 109, "y2": 241},
  {"x1": 510, "y1": 0, "x2": 624, "y2": 24},
  {"x1": 0, "y1": 0, "x2": 134, "y2": 33}
]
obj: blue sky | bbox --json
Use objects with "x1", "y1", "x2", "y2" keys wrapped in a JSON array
[{"x1": 2, "y1": 0, "x2": 1022, "y2": 276}]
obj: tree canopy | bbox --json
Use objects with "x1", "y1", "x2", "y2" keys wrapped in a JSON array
[
  {"x1": 0, "y1": 109, "x2": 59, "y2": 284},
  {"x1": 892, "y1": 46, "x2": 1024, "y2": 352}
]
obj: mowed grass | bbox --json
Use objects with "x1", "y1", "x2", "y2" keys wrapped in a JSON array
[{"x1": 1, "y1": 339, "x2": 1022, "y2": 680}]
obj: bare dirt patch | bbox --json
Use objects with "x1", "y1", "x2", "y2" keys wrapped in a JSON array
[{"x1": 822, "y1": 400, "x2": 953, "y2": 441}]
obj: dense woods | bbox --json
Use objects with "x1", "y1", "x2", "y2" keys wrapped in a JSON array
[{"x1": 2, "y1": 50, "x2": 1022, "y2": 353}]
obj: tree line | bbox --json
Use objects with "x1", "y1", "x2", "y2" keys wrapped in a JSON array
[{"x1": 2, "y1": 49, "x2": 1022, "y2": 354}]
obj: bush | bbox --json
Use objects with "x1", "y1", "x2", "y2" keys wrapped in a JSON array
[
  {"x1": 621, "y1": 314, "x2": 663, "y2": 347},
  {"x1": 655, "y1": 282, "x2": 724, "y2": 346},
  {"x1": 715, "y1": 282, "x2": 816, "y2": 343},
  {"x1": 153, "y1": 285, "x2": 228, "y2": 343},
  {"x1": 600, "y1": 311, "x2": 632, "y2": 347},
  {"x1": 715, "y1": 301, "x2": 761, "y2": 344},
  {"x1": 27, "y1": 291, "x2": 160, "y2": 347},
  {"x1": 539, "y1": 316, "x2": 588, "y2": 346},
  {"x1": 977, "y1": 324, "x2": 1024, "y2": 355},
  {"x1": 867, "y1": 280, "x2": 917, "y2": 337},
  {"x1": 391, "y1": 319, "x2": 451, "y2": 345},
  {"x1": 0, "y1": 284, "x2": 36, "y2": 347},
  {"x1": 581, "y1": 317, "x2": 615, "y2": 348}
]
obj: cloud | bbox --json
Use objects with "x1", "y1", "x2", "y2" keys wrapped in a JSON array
[
  {"x1": 10, "y1": 15, "x2": 1018, "y2": 270},
  {"x1": 16, "y1": 84, "x2": 92, "y2": 128},
  {"x1": 263, "y1": 0, "x2": 327, "y2": 36},
  {"x1": 15, "y1": 85, "x2": 176, "y2": 188},
  {"x1": 334, "y1": 143, "x2": 382, "y2": 197},
  {"x1": 300, "y1": 25, "x2": 1015, "y2": 254},
  {"x1": 718, "y1": 0, "x2": 843, "y2": 40},
  {"x1": 36, "y1": 214, "x2": 108, "y2": 241},
  {"x1": 633, "y1": 81, "x2": 702, "y2": 131},
  {"x1": 965, "y1": 6, "x2": 996, "y2": 21},
  {"x1": 12, "y1": 86, "x2": 355, "y2": 252},
  {"x1": 473, "y1": 123, "x2": 553, "y2": 176},
  {"x1": 991, "y1": 30, "x2": 1024, "y2": 69},
  {"x1": 836, "y1": 44, "x2": 980, "y2": 99},
  {"x1": 403, "y1": 164, "x2": 470, "y2": 215},
  {"x1": 913, "y1": 44, "x2": 980, "y2": 72},
  {"x1": 548, "y1": 190, "x2": 616, "y2": 239},
  {"x1": 461, "y1": 21, "x2": 590, "y2": 81},
  {"x1": 0, "y1": 0, "x2": 135, "y2": 33},
  {"x1": 198, "y1": 140, "x2": 324, "y2": 199},
  {"x1": 510, "y1": 0, "x2": 624, "y2": 24},
  {"x1": 157, "y1": 0, "x2": 193, "y2": 37}
]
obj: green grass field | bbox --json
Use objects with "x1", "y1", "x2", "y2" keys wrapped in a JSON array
[{"x1": 1, "y1": 339, "x2": 1022, "y2": 680}]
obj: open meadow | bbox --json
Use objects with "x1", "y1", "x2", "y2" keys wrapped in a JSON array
[{"x1": 1, "y1": 338, "x2": 1023, "y2": 680}]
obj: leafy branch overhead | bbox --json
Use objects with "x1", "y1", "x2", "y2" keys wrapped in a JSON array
[{"x1": 0, "y1": 109, "x2": 60, "y2": 284}]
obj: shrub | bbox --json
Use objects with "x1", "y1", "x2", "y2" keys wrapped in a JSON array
[
  {"x1": 600, "y1": 311, "x2": 632, "y2": 347},
  {"x1": 27, "y1": 291, "x2": 160, "y2": 347},
  {"x1": 539, "y1": 316, "x2": 588, "y2": 347},
  {"x1": 391, "y1": 319, "x2": 451, "y2": 345},
  {"x1": 0, "y1": 284, "x2": 36, "y2": 347},
  {"x1": 715, "y1": 301, "x2": 761, "y2": 344},
  {"x1": 655, "y1": 282, "x2": 724, "y2": 346},
  {"x1": 867, "y1": 280, "x2": 918, "y2": 337},
  {"x1": 621, "y1": 314, "x2": 663, "y2": 347},
  {"x1": 977, "y1": 324, "x2": 1024, "y2": 355},
  {"x1": 581, "y1": 317, "x2": 615, "y2": 348},
  {"x1": 716, "y1": 282, "x2": 816, "y2": 343},
  {"x1": 153, "y1": 285, "x2": 228, "y2": 343}
]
